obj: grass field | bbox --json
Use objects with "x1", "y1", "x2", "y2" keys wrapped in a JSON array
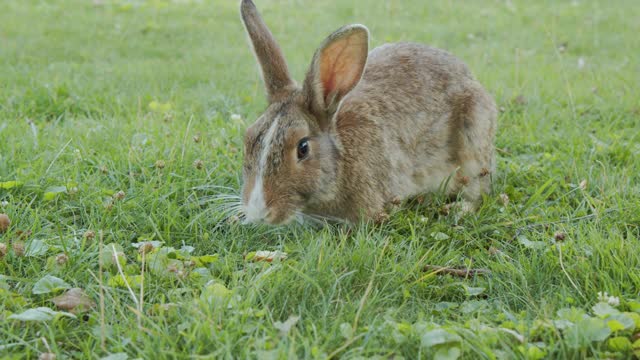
[{"x1": 1, "y1": 0, "x2": 640, "y2": 358}]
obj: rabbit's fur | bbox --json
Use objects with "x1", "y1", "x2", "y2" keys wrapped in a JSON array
[{"x1": 239, "y1": 0, "x2": 496, "y2": 225}]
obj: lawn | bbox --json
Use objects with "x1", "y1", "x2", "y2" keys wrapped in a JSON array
[{"x1": 1, "y1": 0, "x2": 640, "y2": 358}]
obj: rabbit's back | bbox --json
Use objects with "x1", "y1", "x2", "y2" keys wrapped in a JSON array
[{"x1": 337, "y1": 42, "x2": 497, "y2": 201}]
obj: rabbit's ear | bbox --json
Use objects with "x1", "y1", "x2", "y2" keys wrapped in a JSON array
[
  {"x1": 241, "y1": 0, "x2": 295, "y2": 102},
  {"x1": 303, "y1": 25, "x2": 369, "y2": 119}
]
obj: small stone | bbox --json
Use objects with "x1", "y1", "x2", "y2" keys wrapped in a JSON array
[
  {"x1": 479, "y1": 168, "x2": 490, "y2": 177},
  {"x1": 155, "y1": 160, "x2": 166, "y2": 169},
  {"x1": 554, "y1": 232, "x2": 566, "y2": 242},
  {"x1": 0, "y1": 213, "x2": 10, "y2": 233}
]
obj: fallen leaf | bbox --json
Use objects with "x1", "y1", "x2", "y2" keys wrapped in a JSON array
[
  {"x1": 51, "y1": 288, "x2": 96, "y2": 314},
  {"x1": 248, "y1": 251, "x2": 288, "y2": 262}
]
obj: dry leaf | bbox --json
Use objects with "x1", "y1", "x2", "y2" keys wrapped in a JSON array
[
  {"x1": 251, "y1": 251, "x2": 288, "y2": 262},
  {"x1": 51, "y1": 288, "x2": 96, "y2": 314}
]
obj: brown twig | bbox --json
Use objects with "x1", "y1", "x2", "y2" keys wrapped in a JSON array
[{"x1": 423, "y1": 265, "x2": 492, "y2": 277}]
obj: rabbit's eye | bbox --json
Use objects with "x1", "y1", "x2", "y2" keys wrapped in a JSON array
[{"x1": 297, "y1": 138, "x2": 310, "y2": 160}]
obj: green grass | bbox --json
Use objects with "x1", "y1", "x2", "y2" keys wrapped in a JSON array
[{"x1": 1, "y1": 0, "x2": 640, "y2": 358}]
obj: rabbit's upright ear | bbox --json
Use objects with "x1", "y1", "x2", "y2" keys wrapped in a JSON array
[
  {"x1": 240, "y1": 0, "x2": 295, "y2": 103},
  {"x1": 303, "y1": 25, "x2": 369, "y2": 120}
]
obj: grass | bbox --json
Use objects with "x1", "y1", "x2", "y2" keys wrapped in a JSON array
[{"x1": 1, "y1": 0, "x2": 639, "y2": 358}]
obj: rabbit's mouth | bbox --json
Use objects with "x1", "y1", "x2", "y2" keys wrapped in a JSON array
[{"x1": 242, "y1": 194, "x2": 299, "y2": 225}]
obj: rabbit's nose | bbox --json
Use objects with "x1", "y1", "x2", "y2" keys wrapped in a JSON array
[
  {"x1": 243, "y1": 205, "x2": 268, "y2": 224},
  {"x1": 244, "y1": 178, "x2": 269, "y2": 223}
]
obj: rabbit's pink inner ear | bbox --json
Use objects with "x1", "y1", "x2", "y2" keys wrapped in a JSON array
[{"x1": 318, "y1": 30, "x2": 368, "y2": 104}]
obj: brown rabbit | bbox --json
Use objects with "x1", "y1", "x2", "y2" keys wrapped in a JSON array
[{"x1": 239, "y1": 0, "x2": 496, "y2": 225}]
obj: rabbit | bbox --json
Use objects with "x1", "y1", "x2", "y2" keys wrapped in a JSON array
[{"x1": 239, "y1": 0, "x2": 497, "y2": 225}]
